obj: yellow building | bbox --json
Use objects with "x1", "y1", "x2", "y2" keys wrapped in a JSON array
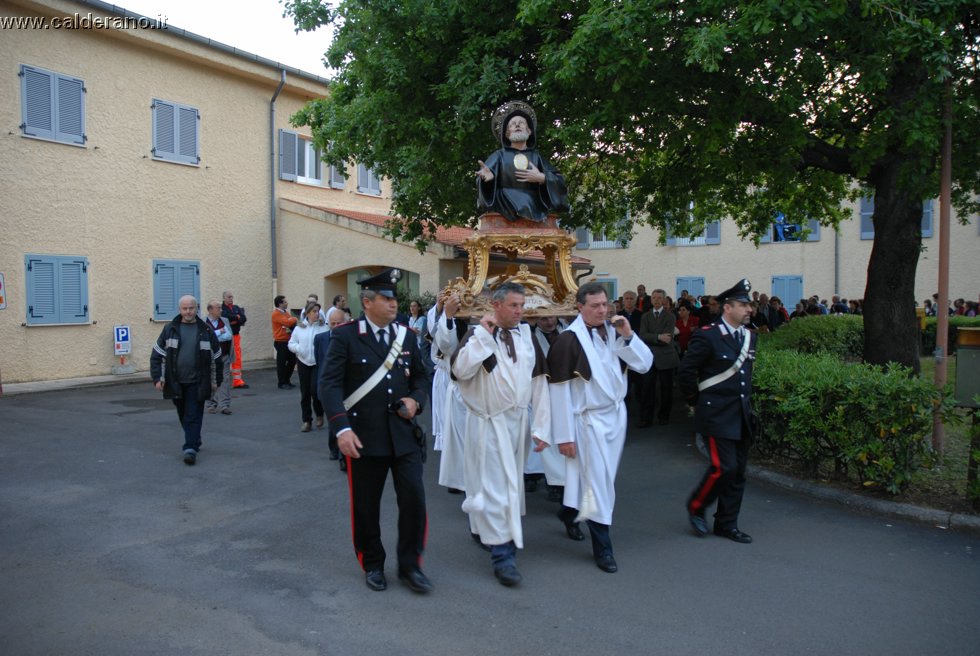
[
  {"x1": 577, "y1": 202, "x2": 978, "y2": 311},
  {"x1": 0, "y1": 0, "x2": 461, "y2": 384}
]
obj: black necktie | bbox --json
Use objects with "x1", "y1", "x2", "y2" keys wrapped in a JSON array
[
  {"x1": 499, "y1": 329, "x2": 517, "y2": 362},
  {"x1": 377, "y1": 328, "x2": 388, "y2": 347}
]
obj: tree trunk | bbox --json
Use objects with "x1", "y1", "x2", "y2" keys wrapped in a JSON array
[{"x1": 862, "y1": 160, "x2": 923, "y2": 373}]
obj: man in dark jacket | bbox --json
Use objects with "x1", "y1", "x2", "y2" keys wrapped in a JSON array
[
  {"x1": 678, "y1": 279, "x2": 756, "y2": 544},
  {"x1": 320, "y1": 269, "x2": 431, "y2": 594},
  {"x1": 151, "y1": 295, "x2": 222, "y2": 466}
]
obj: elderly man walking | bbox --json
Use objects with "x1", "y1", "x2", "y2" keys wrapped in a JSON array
[{"x1": 151, "y1": 295, "x2": 222, "y2": 465}]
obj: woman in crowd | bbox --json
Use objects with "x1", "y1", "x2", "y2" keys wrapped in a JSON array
[
  {"x1": 674, "y1": 301, "x2": 699, "y2": 356},
  {"x1": 288, "y1": 302, "x2": 328, "y2": 432},
  {"x1": 790, "y1": 303, "x2": 807, "y2": 320}
]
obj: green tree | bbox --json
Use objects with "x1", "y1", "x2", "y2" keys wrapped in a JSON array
[{"x1": 284, "y1": 0, "x2": 980, "y2": 370}]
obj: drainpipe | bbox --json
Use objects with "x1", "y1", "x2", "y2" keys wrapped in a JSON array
[
  {"x1": 270, "y1": 70, "x2": 286, "y2": 285},
  {"x1": 834, "y1": 227, "x2": 840, "y2": 295}
]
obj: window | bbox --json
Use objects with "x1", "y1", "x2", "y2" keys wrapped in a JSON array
[
  {"x1": 760, "y1": 214, "x2": 821, "y2": 243},
  {"x1": 152, "y1": 99, "x2": 199, "y2": 165},
  {"x1": 772, "y1": 275, "x2": 804, "y2": 307},
  {"x1": 152, "y1": 259, "x2": 200, "y2": 320},
  {"x1": 280, "y1": 129, "x2": 331, "y2": 184},
  {"x1": 329, "y1": 160, "x2": 346, "y2": 189},
  {"x1": 675, "y1": 277, "x2": 705, "y2": 300},
  {"x1": 25, "y1": 254, "x2": 90, "y2": 325},
  {"x1": 665, "y1": 221, "x2": 721, "y2": 246},
  {"x1": 357, "y1": 163, "x2": 381, "y2": 195},
  {"x1": 859, "y1": 196, "x2": 933, "y2": 240},
  {"x1": 20, "y1": 64, "x2": 86, "y2": 146}
]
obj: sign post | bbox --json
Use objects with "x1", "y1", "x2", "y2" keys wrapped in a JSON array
[{"x1": 112, "y1": 325, "x2": 135, "y2": 374}]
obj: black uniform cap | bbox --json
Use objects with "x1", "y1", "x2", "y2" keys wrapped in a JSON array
[
  {"x1": 357, "y1": 268, "x2": 402, "y2": 298},
  {"x1": 717, "y1": 279, "x2": 752, "y2": 304}
]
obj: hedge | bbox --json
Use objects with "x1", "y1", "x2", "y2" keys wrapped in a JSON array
[
  {"x1": 920, "y1": 316, "x2": 980, "y2": 355},
  {"x1": 753, "y1": 348, "x2": 957, "y2": 494},
  {"x1": 759, "y1": 314, "x2": 864, "y2": 359}
]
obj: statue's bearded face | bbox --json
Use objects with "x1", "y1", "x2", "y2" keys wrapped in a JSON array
[{"x1": 506, "y1": 116, "x2": 531, "y2": 143}]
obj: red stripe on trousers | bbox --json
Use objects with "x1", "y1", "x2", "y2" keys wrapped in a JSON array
[
  {"x1": 689, "y1": 436, "x2": 722, "y2": 513},
  {"x1": 345, "y1": 455, "x2": 364, "y2": 569}
]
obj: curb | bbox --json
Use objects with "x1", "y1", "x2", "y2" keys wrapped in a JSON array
[
  {"x1": 0, "y1": 361, "x2": 276, "y2": 397},
  {"x1": 750, "y1": 467, "x2": 980, "y2": 535}
]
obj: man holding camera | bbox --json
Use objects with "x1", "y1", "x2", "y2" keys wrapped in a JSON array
[{"x1": 320, "y1": 268, "x2": 431, "y2": 594}]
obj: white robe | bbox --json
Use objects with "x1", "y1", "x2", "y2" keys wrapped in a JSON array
[
  {"x1": 428, "y1": 305, "x2": 451, "y2": 450},
  {"x1": 452, "y1": 324, "x2": 550, "y2": 547},
  {"x1": 550, "y1": 316, "x2": 652, "y2": 525},
  {"x1": 433, "y1": 315, "x2": 468, "y2": 491},
  {"x1": 525, "y1": 328, "x2": 566, "y2": 486}
]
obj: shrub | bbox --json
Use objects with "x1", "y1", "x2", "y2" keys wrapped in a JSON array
[
  {"x1": 760, "y1": 314, "x2": 864, "y2": 359},
  {"x1": 920, "y1": 316, "x2": 980, "y2": 355},
  {"x1": 753, "y1": 348, "x2": 957, "y2": 493}
]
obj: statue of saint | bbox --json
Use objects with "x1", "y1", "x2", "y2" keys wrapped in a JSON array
[{"x1": 475, "y1": 101, "x2": 569, "y2": 222}]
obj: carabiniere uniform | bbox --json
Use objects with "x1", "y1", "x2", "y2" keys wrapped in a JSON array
[
  {"x1": 320, "y1": 275, "x2": 428, "y2": 580},
  {"x1": 677, "y1": 278, "x2": 757, "y2": 540}
]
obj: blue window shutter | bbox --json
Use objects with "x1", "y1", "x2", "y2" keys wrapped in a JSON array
[
  {"x1": 26, "y1": 256, "x2": 57, "y2": 324},
  {"x1": 55, "y1": 74, "x2": 85, "y2": 145},
  {"x1": 58, "y1": 257, "x2": 89, "y2": 322},
  {"x1": 178, "y1": 262, "x2": 200, "y2": 302},
  {"x1": 575, "y1": 228, "x2": 590, "y2": 249},
  {"x1": 177, "y1": 105, "x2": 199, "y2": 164},
  {"x1": 21, "y1": 65, "x2": 55, "y2": 140},
  {"x1": 705, "y1": 220, "x2": 721, "y2": 245},
  {"x1": 312, "y1": 146, "x2": 322, "y2": 180},
  {"x1": 860, "y1": 196, "x2": 875, "y2": 240},
  {"x1": 280, "y1": 130, "x2": 297, "y2": 181},
  {"x1": 329, "y1": 163, "x2": 345, "y2": 188},
  {"x1": 153, "y1": 99, "x2": 176, "y2": 160},
  {"x1": 664, "y1": 225, "x2": 676, "y2": 246},
  {"x1": 153, "y1": 260, "x2": 176, "y2": 320},
  {"x1": 25, "y1": 255, "x2": 89, "y2": 324},
  {"x1": 154, "y1": 260, "x2": 200, "y2": 319},
  {"x1": 760, "y1": 224, "x2": 773, "y2": 244},
  {"x1": 921, "y1": 200, "x2": 933, "y2": 238},
  {"x1": 806, "y1": 218, "x2": 821, "y2": 242}
]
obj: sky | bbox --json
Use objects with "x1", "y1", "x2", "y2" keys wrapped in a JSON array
[{"x1": 117, "y1": 0, "x2": 333, "y2": 76}]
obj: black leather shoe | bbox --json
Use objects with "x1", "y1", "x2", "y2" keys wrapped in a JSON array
[
  {"x1": 689, "y1": 513, "x2": 709, "y2": 537},
  {"x1": 557, "y1": 510, "x2": 585, "y2": 541},
  {"x1": 494, "y1": 564, "x2": 522, "y2": 587},
  {"x1": 595, "y1": 554, "x2": 618, "y2": 573},
  {"x1": 714, "y1": 526, "x2": 753, "y2": 544},
  {"x1": 365, "y1": 569, "x2": 387, "y2": 591},
  {"x1": 398, "y1": 567, "x2": 433, "y2": 594},
  {"x1": 329, "y1": 451, "x2": 339, "y2": 461},
  {"x1": 339, "y1": 458, "x2": 347, "y2": 473}
]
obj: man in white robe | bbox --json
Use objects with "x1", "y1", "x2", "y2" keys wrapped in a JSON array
[
  {"x1": 548, "y1": 282, "x2": 653, "y2": 573},
  {"x1": 451, "y1": 282, "x2": 550, "y2": 587}
]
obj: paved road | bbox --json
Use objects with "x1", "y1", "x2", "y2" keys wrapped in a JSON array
[{"x1": 1, "y1": 370, "x2": 977, "y2": 656}]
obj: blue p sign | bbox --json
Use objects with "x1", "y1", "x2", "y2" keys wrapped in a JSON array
[{"x1": 114, "y1": 325, "x2": 131, "y2": 355}]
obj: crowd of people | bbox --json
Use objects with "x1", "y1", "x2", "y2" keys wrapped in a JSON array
[{"x1": 155, "y1": 277, "x2": 980, "y2": 594}]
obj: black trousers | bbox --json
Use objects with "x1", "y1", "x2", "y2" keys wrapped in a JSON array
[
  {"x1": 640, "y1": 367, "x2": 674, "y2": 423},
  {"x1": 687, "y1": 431, "x2": 750, "y2": 530},
  {"x1": 274, "y1": 341, "x2": 296, "y2": 385},
  {"x1": 296, "y1": 362, "x2": 323, "y2": 422},
  {"x1": 346, "y1": 450, "x2": 427, "y2": 572}
]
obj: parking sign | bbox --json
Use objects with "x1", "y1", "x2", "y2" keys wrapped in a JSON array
[{"x1": 114, "y1": 325, "x2": 131, "y2": 355}]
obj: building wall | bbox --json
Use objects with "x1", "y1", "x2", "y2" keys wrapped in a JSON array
[
  {"x1": 0, "y1": 0, "x2": 328, "y2": 382},
  {"x1": 581, "y1": 206, "x2": 979, "y2": 306},
  {"x1": 277, "y1": 201, "x2": 454, "y2": 317}
]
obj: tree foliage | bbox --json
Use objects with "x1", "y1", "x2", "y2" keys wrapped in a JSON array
[{"x1": 284, "y1": 0, "x2": 980, "y2": 368}]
